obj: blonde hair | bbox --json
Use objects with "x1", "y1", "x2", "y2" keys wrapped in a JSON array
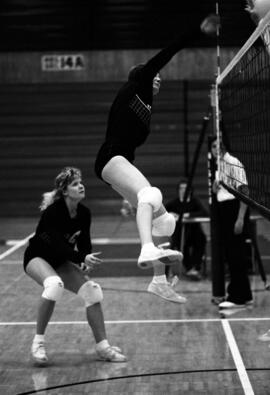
[{"x1": 40, "y1": 167, "x2": 82, "y2": 211}]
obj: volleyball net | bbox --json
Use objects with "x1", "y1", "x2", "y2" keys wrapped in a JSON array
[{"x1": 215, "y1": 11, "x2": 270, "y2": 219}]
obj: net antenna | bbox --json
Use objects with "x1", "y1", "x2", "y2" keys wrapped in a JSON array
[{"x1": 215, "y1": 2, "x2": 222, "y2": 183}]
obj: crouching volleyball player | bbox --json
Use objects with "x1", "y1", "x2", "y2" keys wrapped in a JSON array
[
  {"x1": 94, "y1": 14, "x2": 219, "y2": 301},
  {"x1": 24, "y1": 167, "x2": 127, "y2": 365}
]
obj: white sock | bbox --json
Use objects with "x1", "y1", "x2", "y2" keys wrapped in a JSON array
[
  {"x1": 141, "y1": 242, "x2": 155, "y2": 253},
  {"x1": 152, "y1": 275, "x2": 167, "y2": 284},
  {"x1": 33, "y1": 334, "x2": 45, "y2": 344},
  {"x1": 96, "y1": 339, "x2": 110, "y2": 351}
]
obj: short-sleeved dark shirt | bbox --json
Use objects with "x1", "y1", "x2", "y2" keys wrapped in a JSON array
[{"x1": 23, "y1": 197, "x2": 92, "y2": 270}]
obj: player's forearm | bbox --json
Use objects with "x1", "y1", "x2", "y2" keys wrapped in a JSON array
[
  {"x1": 143, "y1": 26, "x2": 202, "y2": 78},
  {"x1": 237, "y1": 201, "x2": 247, "y2": 220}
]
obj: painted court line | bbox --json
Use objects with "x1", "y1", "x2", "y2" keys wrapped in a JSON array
[
  {"x1": 0, "y1": 233, "x2": 34, "y2": 260},
  {"x1": 0, "y1": 234, "x2": 34, "y2": 294},
  {"x1": 1, "y1": 317, "x2": 270, "y2": 326},
  {"x1": 6, "y1": 237, "x2": 140, "y2": 246},
  {"x1": 0, "y1": 319, "x2": 220, "y2": 326},
  {"x1": 1, "y1": 258, "x2": 138, "y2": 265},
  {"x1": 222, "y1": 319, "x2": 254, "y2": 395}
]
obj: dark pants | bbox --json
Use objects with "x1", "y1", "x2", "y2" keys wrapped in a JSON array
[
  {"x1": 171, "y1": 221, "x2": 206, "y2": 271},
  {"x1": 218, "y1": 199, "x2": 252, "y2": 304}
]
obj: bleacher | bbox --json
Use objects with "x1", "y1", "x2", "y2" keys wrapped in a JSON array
[{"x1": 0, "y1": 80, "x2": 212, "y2": 216}]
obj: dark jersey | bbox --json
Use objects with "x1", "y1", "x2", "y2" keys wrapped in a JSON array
[
  {"x1": 165, "y1": 196, "x2": 208, "y2": 248},
  {"x1": 95, "y1": 27, "x2": 202, "y2": 179},
  {"x1": 165, "y1": 196, "x2": 208, "y2": 218},
  {"x1": 23, "y1": 197, "x2": 92, "y2": 269}
]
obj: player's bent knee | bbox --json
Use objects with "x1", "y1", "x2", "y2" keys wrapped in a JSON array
[
  {"x1": 77, "y1": 280, "x2": 103, "y2": 307},
  {"x1": 42, "y1": 276, "x2": 64, "y2": 301},
  {"x1": 152, "y1": 212, "x2": 176, "y2": 237},
  {"x1": 137, "y1": 186, "x2": 162, "y2": 212}
]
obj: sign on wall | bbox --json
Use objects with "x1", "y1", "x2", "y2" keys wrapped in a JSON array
[{"x1": 41, "y1": 54, "x2": 85, "y2": 71}]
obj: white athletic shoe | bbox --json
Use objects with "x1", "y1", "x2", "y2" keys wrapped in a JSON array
[
  {"x1": 110, "y1": 345, "x2": 122, "y2": 353},
  {"x1": 147, "y1": 281, "x2": 187, "y2": 304},
  {"x1": 218, "y1": 301, "x2": 245, "y2": 309},
  {"x1": 219, "y1": 307, "x2": 247, "y2": 318},
  {"x1": 96, "y1": 346, "x2": 127, "y2": 362},
  {"x1": 138, "y1": 246, "x2": 183, "y2": 269},
  {"x1": 31, "y1": 341, "x2": 48, "y2": 365},
  {"x1": 219, "y1": 300, "x2": 253, "y2": 309}
]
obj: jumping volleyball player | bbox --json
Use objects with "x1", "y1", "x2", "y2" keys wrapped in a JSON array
[
  {"x1": 95, "y1": 14, "x2": 220, "y2": 301},
  {"x1": 24, "y1": 167, "x2": 127, "y2": 364}
]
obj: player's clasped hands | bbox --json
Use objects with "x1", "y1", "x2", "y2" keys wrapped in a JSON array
[{"x1": 80, "y1": 252, "x2": 103, "y2": 273}]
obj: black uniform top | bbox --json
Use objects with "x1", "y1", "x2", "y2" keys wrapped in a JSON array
[
  {"x1": 165, "y1": 196, "x2": 208, "y2": 238},
  {"x1": 166, "y1": 196, "x2": 208, "y2": 219},
  {"x1": 95, "y1": 26, "x2": 202, "y2": 178},
  {"x1": 106, "y1": 27, "x2": 202, "y2": 149},
  {"x1": 25, "y1": 197, "x2": 92, "y2": 267}
]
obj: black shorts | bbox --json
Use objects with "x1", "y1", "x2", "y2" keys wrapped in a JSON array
[
  {"x1": 23, "y1": 244, "x2": 65, "y2": 272},
  {"x1": 95, "y1": 142, "x2": 135, "y2": 181}
]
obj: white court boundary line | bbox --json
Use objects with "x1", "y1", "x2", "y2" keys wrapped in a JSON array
[
  {"x1": 222, "y1": 319, "x2": 254, "y2": 395},
  {"x1": 0, "y1": 319, "x2": 220, "y2": 326},
  {"x1": 0, "y1": 234, "x2": 34, "y2": 293},
  {"x1": 0, "y1": 233, "x2": 34, "y2": 261},
  {"x1": 1, "y1": 258, "x2": 138, "y2": 264},
  {"x1": 5, "y1": 237, "x2": 140, "y2": 246},
  {"x1": 1, "y1": 317, "x2": 270, "y2": 325}
]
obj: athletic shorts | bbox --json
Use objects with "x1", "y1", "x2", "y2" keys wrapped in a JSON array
[
  {"x1": 95, "y1": 142, "x2": 135, "y2": 181},
  {"x1": 23, "y1": 244, "x2": 66, "y2": 272}
]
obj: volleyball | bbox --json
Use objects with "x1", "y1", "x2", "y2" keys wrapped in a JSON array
[{"x1": 253, "y1": 0, "x2": 270, "y2": 20}]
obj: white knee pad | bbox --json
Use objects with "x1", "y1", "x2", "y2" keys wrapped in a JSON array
[
  {"x1": 77, "y1": 280, "x2": 103, "y2": 307},
  {"x1": 152, "y1": 212, "x2": 176, "y2": 237},
  {"x1": 42, "y1": 276, "x2": 64, "y2": 302},
  {"x1": 137, "y1": 186, "x2": 162, "y2": 212}
]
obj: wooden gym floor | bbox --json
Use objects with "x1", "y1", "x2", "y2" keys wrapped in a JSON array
[{"x1": 0, "y1": 216, "x2": 270, "y2": 395}]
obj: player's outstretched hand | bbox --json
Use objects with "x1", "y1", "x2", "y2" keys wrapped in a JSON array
[{"x1": 200, "y1": 14, "x2": 220, "y2": 36}]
